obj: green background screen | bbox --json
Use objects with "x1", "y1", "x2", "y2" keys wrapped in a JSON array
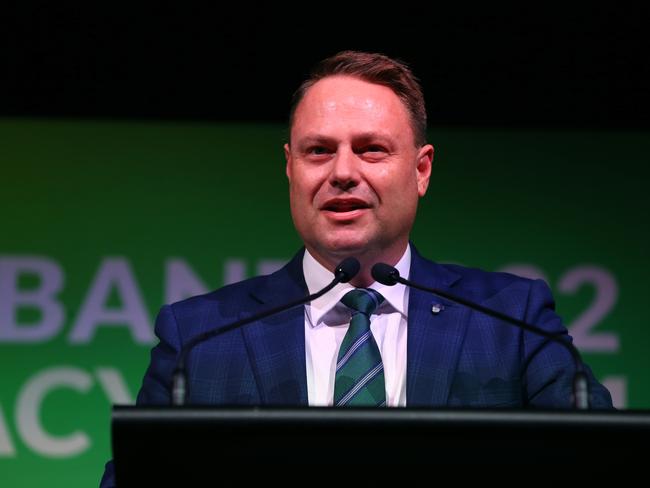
[{"x1": 1, "y1": 119, "x2": 648, "y2": 485}]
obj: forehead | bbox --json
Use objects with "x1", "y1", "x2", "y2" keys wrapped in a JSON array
[{"x1": 291, "y1": 75, "x2": 414, "y2": 142}]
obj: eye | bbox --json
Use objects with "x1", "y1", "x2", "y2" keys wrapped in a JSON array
[
  {"x1": 309, "y1": 146, "x2": 330, "y2": 155},
  {"x1": 300, "y1": 143, "x2": 336, "y2": 162},
  {"x1": 357, "y1": 144, "x2": 389, "y2": 161}
]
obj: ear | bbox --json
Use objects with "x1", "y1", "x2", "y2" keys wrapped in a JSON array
[
  {"x1": 284, "y1": 143, "x2": 292, "y2": 182},
  {"x1": 416, "y1": 144, "x2": 434, "y2": 197}
]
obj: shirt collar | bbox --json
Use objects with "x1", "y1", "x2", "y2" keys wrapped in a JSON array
[{"x1": 303, "y1": 244, "x2": 411, "y2": 328}]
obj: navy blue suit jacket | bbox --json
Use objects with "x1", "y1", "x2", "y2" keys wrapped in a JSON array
[{"x1": 100, "y1": 246, "x2": 612, "y2": 486}]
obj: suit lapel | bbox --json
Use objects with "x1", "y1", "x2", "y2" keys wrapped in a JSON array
[
  {"x1": 237, "y1": 246, "x2": 470, "y2": 407},
  {"x1": 406, "y1": 248, "x2": 469, "y2": 407},
  {"x1": 240, "y1": 250, "x2": 309, "y2": 405}
]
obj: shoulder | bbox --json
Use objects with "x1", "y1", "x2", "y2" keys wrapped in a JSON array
[
  {"x1": 445, "y1": 262, "x2": 533, "y2": 290},
  {"x1": 411, "y1": 251, "x2": 559, "y2": 332},
  {"x1": 410, "y1": 247, "x2": 547, "y2": 305},
  {"x1": 167, "y1": 248, "x2": 306, "y2": 320},
  {"x1": 455, "y1": 262, "x2": 553, "y2": 303},
  {"x1": 453, "y1": 263, "x2": 543, "y2": 302},
  {"x1": 169, "y1": 274, "x2": 269, "y2": 316}
]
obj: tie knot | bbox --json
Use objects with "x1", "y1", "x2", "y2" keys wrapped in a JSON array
[{"x1": 341, "y1": 288, "x2": 384, "y2": 317}]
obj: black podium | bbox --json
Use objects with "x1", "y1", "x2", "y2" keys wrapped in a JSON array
[{"x1": 112, "y1": 406, "x2": 650, "y2": 484}]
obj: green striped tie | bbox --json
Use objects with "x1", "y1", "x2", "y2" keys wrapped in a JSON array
[{"x1": 334, "y1": 288, "x2": 386, "y2": 407}]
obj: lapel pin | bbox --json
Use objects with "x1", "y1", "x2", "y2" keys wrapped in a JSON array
[{"x1": 431, "y1": 303, "x2": 444, "y2": 314}]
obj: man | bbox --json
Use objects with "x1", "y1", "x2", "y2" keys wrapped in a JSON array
[{"x1": 100, "y1": 51, "x2": 612, "y2": 485}]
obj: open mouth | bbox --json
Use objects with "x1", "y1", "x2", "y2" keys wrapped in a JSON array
[{"x1": 322, "y1": 199, "x2": 371, "y2": 213}]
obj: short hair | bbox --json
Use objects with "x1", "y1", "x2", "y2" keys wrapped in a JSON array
[{"x1": 289, "y1": 50, "x2": 427, "y2": 147}]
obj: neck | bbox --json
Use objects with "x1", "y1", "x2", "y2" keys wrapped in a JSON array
[{"x1": 307, "y1": 242, "x2": 408, "y2": 288}]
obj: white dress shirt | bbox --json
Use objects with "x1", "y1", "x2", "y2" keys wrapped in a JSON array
[{"x1": 303, "y1": 245, "x2": 411, "y2": 407}]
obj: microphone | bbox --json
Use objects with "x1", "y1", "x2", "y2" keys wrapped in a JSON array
[
  {"x1": 371, "y1": 262, "x2": 591, "y2": 410},
  {"x1": 171, "y1": 257, "x2": 361, "y2": 406}
]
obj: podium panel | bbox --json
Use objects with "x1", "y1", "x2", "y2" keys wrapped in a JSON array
[{"x1": 112, "y1": 406, "x2": 650, "y2": 484}]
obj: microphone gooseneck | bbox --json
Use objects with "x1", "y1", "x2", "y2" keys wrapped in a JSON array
[
  {"x1": 171, "y1": 257, "x2": 360, "y2": 406},
  {"x1": 371, "y1": 262, "x2": 590, "y2": 410}
]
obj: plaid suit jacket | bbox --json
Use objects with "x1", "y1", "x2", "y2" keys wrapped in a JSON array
[{"x1": 100, "y1": 244, "x2": 612, "y2": 486}]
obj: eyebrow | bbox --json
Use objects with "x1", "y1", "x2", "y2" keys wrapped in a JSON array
[
  {"x1": 352, "y1": 132, "x2": 394, "y2": 144},
  {"x1": 296, "y1": 135, "x2": 335, "y2": 147},
  {"x1": 295, "y1": 132, "x2": 395, "y2": 147}
]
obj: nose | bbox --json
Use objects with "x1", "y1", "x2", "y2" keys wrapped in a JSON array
[{"x1": 329, "y1": 146, "x2": 359, "y2": 190}]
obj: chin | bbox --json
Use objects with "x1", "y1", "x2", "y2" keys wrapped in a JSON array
[{"x1": 319, "y1": 234, "x2": 372, "y2": 257}]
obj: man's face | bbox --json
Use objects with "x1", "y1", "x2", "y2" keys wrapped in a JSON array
[{"x1": 285, "y1": 75, "x2": 433, "y2": 268}]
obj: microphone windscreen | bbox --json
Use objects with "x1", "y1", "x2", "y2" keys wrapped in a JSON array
[
  {"x1": 371, "y1": 263, "x2": 399, "y2": 285},
  {"x1": 335, "y1": 257, "x2": 360, "y2": 283}
]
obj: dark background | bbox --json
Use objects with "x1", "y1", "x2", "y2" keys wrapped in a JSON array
[{"x1": 2, "y1": 3, "x2": 649, "y2": 128}]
